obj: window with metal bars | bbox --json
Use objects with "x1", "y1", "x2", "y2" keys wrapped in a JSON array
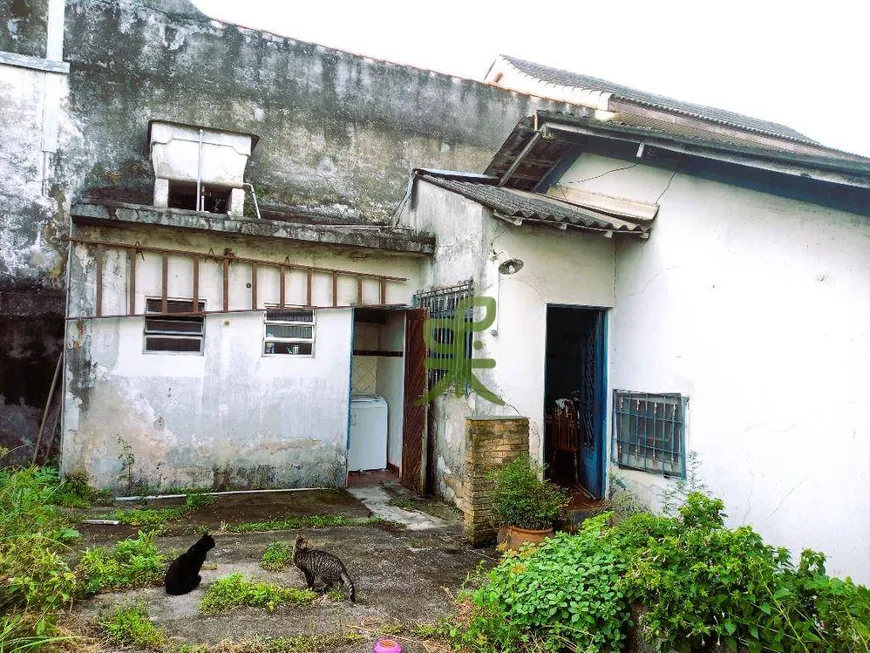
[
  {"x1": 612, "y1": 390, "x2": 687, "y2": 478},
  {"x1": 413, "y1": 281, "x2": 473, "y2": 395},
  {"x1": 263, "y1": 306, "x2": 315, "y2": 356},
  {"x1": 143, "y1": 298, "x2": 205, "y2": 354}
]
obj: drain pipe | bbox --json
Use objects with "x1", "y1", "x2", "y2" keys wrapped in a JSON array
[
  {"x1": 242, "y1": 182, "x2": 261, "y2": 219},
  {"x1": 196, "y1": 128, "x2": 203, "y2": 211}
]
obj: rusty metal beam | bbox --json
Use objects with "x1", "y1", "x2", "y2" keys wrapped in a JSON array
[
  {"x1": 279, "y1": 266, "x2": 285, "y2": 308},
  {"x1": 222, "y1": 259, "x2": 229, "y2": 312},
  {"x1": 306, "y1": 270, "x2": 312, "y2": 307},
  {"x1": 357, "y1": 278, "x2": 364, "y2": 306},
  {"x1": 332, "y1": 273, "x2": 337, "y2": 307}
]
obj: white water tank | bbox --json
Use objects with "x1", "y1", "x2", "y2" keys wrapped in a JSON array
[{"x1": 348, "y1": 395, "x2": 388, "y2": 472}]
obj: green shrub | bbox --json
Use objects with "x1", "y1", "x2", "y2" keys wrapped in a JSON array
[
  {"x1": 184, "y1": 492, "x2": 214, "y2": 510},
  {"x1": 260, "y1": 542, "x2": 293, "y2": 571},
  {"x1": 76, "y1": 531, "x2": 167, "y2": 595},
  {"x1": 450, "y1": 491, "x2": 870, "y2": 653},
  {"x1": 199, "y1": 573, "x2": 317, "y2": 614},
  {"x1": 100, "y1": 603, "x2": 167, "y2": 650},
  {"x1": 456, "y1": 514, "x2": 630, "y2": 652},
  {"x1": 485, "y1": 454, "x2": 569, "y2": 531}
]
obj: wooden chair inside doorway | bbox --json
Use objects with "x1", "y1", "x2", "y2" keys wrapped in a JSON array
[{"x1": 546, "y1": 399, "x2": 581, "y2": 487}]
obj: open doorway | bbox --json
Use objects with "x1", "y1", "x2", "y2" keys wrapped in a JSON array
[
  {"x1": 544, "y1": 306, "x2": 607, "y2": 500},
  {"x1": 347, "y1": 308, "x2": 405, "y2": 486}
]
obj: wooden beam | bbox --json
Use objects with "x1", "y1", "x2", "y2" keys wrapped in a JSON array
[
  {"x1": 251, "y1": 262, "x2": 257, "y2": 310},
  {"x1": 380, "y1": 279, "x2": 386, "y2": 305},
  {"x1": 222, "y1": 259, "x2": 229, "y2": 312},
  {"x1": 306, "y1": 270, "x2": 312, "y2": 307},
  {"x1": 332, "y1": 273, "x2": 337, "y2": 307},
  {"x1": 357, "y1": 277, "x2": 364, "y2": 306},
  {"x1": 498, "y1": 131, "x2": 542, "y2": 187},
  {"x1": 95, "y1": 244, "x2": 104, "y2": 317},
  {"x1": 128, "y1": 249, "x2": 136, "y2": 316},
  {"x1": 161, "y1": 254, "x2": 168, "y2": 314},
  {"x1": 192, "y1": 255, "x2": 199, "y2": 313},
  {"x1": 545, "y1": 185, "x2": 659, "y2": 221},
  {"x1": 279, "y1": 267, "x2": 286, "y2": 308}
]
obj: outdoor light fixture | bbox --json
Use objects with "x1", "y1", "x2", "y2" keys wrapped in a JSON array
[
  {"x1": 497, "y1": 257, "x2": 524, "y2": 275},
  {"x1": 488, "y1": 252, "x2": 526, "y2": 336}
]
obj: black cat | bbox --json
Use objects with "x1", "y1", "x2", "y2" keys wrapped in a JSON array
[{"x1": 164, "y1": 533, "x2": 215, "y2": 595}]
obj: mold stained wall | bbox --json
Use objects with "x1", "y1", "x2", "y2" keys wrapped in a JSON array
[
  {"x1": 61, "y1": 225, "x2": 424, "y2": 492},
  {"x1": 1, "y1": 0, "x2": 574, "y2": 462},
  {"x1": 559, "y1": 151, "x2": 870, "y2": 585},
  {"x1": 0, "y1": 9, "x2": 70, "y2": 462},
  {"x1": 398, "y1": 180, "x2": 616, "y2": 508}
]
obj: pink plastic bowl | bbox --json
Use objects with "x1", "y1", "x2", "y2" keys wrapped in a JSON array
[{"x1": 374, "y1": 639, "x2": 402, "y2": 653}]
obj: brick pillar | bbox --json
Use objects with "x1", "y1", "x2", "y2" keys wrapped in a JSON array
[{"x1": 464, "y1": 416, "x2": 529, "y2": 547}]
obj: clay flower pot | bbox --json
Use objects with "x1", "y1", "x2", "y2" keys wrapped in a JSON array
[{"x1": 505, "y1": 524, "x2": 554, "y2": 550}]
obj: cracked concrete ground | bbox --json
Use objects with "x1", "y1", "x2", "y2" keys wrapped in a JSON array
[{"x1": 72, "y1": 487, "x2": 495, "y2": 652}]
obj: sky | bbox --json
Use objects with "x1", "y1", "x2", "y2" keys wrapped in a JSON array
[{"x1": 191, "y1": 0, "x2": 870, "y2": 157}]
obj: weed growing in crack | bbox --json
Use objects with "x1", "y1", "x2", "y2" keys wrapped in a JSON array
[
  {"x1": 99, "y1": 603, "x2": 167, "y2": 650},
  {"x1": 199, "y1": 574, "x2": 317, "y2": 614},
  {"x1": 260, "y1": 542, "x2": 293, "y2": 572}
]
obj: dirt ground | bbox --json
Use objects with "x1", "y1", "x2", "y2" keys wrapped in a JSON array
[{"x1": 70, "y1": 484, "x2": 496, "y2": 652}]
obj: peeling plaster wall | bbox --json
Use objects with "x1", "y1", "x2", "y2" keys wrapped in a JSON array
[
  {"x1": 399, "y1": 180, "x2": 616, "y2": 508},
  {"x1": 560, "y1": 152, "x2": 870, "y2": 584},
  {"x1": 61, "y1": 225, "x2": 423, "y2": 492},
  {"x1": 0, "y1": 0, "x2": 48, "y2": 57}
]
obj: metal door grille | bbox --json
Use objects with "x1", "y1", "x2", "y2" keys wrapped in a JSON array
[
  {"x1": 412, "y1": 281, "x2": 473, "y2": 395},
  {"x1": 612, "y1": 391, "x2": 687, "y2": 478}
]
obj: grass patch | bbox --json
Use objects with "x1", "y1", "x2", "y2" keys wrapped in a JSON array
[
  {"x1": 100, "y1": 603, "x2": 167, "y2": 650},
  {"x1": 180, "y1": 630, "x2": 364, "y2": 653},
  {"x1": 99, "y1": 493, "x2": 215, "y2": 532},
  {"x1": 221, "y1": 514, "x2": 395, "y2": 533},
  {"x1": 260, "y1": 542, "x2": 293, "y2": 571},
  {"x1": 77, "y1": 531, "x2": 167, "y2": 595},
  {"x1": 200, "y1": 574, "x2": 317, "y2": 614},
  {"x1": 387, "y1": 497, "x2": 416, "y2": 511}
]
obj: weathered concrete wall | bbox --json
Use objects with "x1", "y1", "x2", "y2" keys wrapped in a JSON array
[
  {"x1": 0, "y1": 0, "x2": 48, "y2": 56},
  {"x1": 61, "y1": 222, "x2": 424, "y2": 492},
  {"x1": 0, "y1": 0, "x2": 573, "y2": 460},
  {"x1": 556, "y1": 151, "x2": 870, "y2": 584},
  {"x1": 463, "y1": 416, "x2": 529, "y2": 546}
]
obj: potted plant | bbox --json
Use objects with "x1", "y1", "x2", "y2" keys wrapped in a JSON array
[{"x1": 486, "y1": 453, "x2": 570, "y2": 550}]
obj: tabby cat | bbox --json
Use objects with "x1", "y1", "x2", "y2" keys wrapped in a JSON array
[
  {"x1": 164, "y1": 532, "x2": 215, "y2": 596},
  {"x1": 292, "y1": 535, "x2": 356, "y2": 603}
]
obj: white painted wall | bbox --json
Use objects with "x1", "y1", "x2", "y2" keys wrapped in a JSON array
[
  {"x1": 559, "y1": 152, "x2": 870, "y2": 584},
  {"x1": 399, "y1": 179, "x2": 616, "y2": 506},
  {"x1": 62, "y1": 225, "x2": 424, "y2": 492},
  {"x1": 377, "y1": 311, "x2": 406, "y2": 469}
]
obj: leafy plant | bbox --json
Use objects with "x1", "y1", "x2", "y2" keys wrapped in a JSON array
[
  {"x1": 260, "y1": 542, "x2": 293, "y2": 571},
  {"x1": 99, "y1": 603, "x2": 167, "y2": 650},
  {"x1": 456, "y1": 514, "x2": 630, "y2": 653},
  {"x1": 76, "y1": 531, "x2": 167, "y2": 595},
  {"x1": 485, "y1": 454, "x2": 569, "y2": 531},
  {"x1": 199, "y1": 574, "x2": 317, "y2": 614}
]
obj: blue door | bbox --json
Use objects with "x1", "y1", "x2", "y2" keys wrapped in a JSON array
[{"x1": 577, "y1": 310, "x2": 606, "y2": 499}]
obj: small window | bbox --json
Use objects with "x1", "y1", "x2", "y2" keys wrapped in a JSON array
[
  {"x1": 144, "y1": 298, "x2": 205, "y2": 354},
  {"x1": 612, "y1": 390, "x2": 687, "y2": 478},
  {"x1": 264, "y1": 307, "x2": 315, "y2": 356},
  {"x1": 168, "y1": 181, "x2": 232, "y2": 214}
]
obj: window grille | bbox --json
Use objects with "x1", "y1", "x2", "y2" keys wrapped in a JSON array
[
  {"x1": 144, "y1": 298, "x2": 205, "y2": 353},
  {"x1": 263, "y1": 306, "x2": 315, "y2": 356},
  {"x1": 413, "y1": 281, "x2": 473, "y2": 395},
  {"x1": 612, "y1": 390, "x2": 687, "y2": 478}
]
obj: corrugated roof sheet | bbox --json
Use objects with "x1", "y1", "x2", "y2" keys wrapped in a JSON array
[
  {"x1": 501, "y1": 55, "x2": 816, "y2": 144},
  {"x1": 417, "y1": 172, "x2": 648, "y2": 234}
]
